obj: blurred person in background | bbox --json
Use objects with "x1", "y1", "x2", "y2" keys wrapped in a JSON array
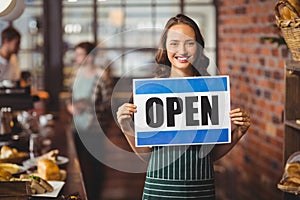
[
  {"x1": 20, "y1": 70, "x2": 49, "y2": 115},
  {"x1": 66, "y1": 41, "x2": 113, "y2": 200},
  {"x1": 20, "y1": 70, "x2": 49, "y2": 100},
  {"x1": 0, "y1": 26, "x2": 21, "y2": 81}
]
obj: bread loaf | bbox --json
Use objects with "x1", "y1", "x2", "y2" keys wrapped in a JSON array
[
  {"x1": 289, "y1": 0, "x2": 300, "y2": 17},
  {"x1": 280, "y1": 0, "x2": 300, "y2": 20},
  {"x1": 0, "y1": 168, "x2": 11, "y2": 181},
  {"x1": 37, "y1": 158, "x2": 61, "y2": 181},
  {"x1": 285, "y1": 162, "x2": 300, "y2": 179},
  {"x1": 0, "y1": 145, "x2": 18, "y2": 158},
  {"x1": 281, "y1": 6, "x2": 293, "y2": 20},
  {"x1": 288, "y1": 176, "x2": 300, "y2": 185}
]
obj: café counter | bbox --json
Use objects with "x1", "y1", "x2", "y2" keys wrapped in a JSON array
[
  {"x1": 0, "y1": 116, "x2": 88, "y2": 200},
  {"x1": 31, "y1": 118, "x2": 88, "y2": 200}
]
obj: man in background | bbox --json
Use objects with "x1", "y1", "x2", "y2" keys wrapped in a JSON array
[{"x1": 0, "y1": 26, "x2": 21, "y2": 81}]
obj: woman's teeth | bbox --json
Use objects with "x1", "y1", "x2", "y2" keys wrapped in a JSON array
[
  {"x1": 177, "y1": 57, "x2": 187, "y2": 61},
  {"x1": 177, "y1": 57, "x2": 188, "y2": 61}
]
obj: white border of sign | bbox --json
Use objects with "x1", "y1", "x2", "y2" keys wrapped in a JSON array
[{"x1": 133, "y1": 76, "x2": 231, "y2": 147}]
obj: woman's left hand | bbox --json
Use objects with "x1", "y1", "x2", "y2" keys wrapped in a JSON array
[{"x1": 230, "y1": 108, "x2": 251, "y2": 134}]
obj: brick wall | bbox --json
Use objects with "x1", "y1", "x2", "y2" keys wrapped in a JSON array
[{"x1": 215, "y1": 0, "x2": 287, "y2": 199}]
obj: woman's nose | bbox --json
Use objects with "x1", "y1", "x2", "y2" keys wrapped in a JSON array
[{"x1": 177, "y1": 43, "x2": 187, "y2": 54}]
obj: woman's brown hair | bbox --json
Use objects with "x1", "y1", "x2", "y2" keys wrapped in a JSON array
[
  {"x1": 154, "y1": 14, "x2": 210, "y2": 77},
  {"x1": 76, "y1": 41, "x2": 96, "y2": 55}
]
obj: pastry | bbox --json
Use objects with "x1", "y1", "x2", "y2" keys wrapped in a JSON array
[
  {"x1": 37, "y1": 158, "x2": 61, "y2": 181},
  {"x1": 285, "y1": 162, "x2": 300, "y2": 179},
  {"x1": 0, "y1": 168, "x2": 11, "y2": 181}
]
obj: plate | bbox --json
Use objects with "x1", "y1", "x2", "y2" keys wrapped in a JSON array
[
  {"x1": 0, "y1": 163, "x2": 27, "y2": 175},
  {"x1": 32, "y1": 181, "x2": 65, "y2": 198},
  {"x1": 22, "y1": 156, "x2": 69, "y2": 169},
  {"x1": 56, "y1": 156, "x2": 69, "y2": 165}
]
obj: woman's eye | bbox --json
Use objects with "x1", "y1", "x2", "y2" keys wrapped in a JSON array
[
  {"x1": 170, "y1": 42, "x2": 179, "y2": 46},
  {"x1": 186, "y1": 41, "x2": 195, "y2": 46}
]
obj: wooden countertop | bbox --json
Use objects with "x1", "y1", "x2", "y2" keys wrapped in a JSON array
[
  {"x1": 31, "y1": 118, "x2": 88, "y2": 200},
  {"x1": 0, "y1": 115, "x2": 88, "y2": 200}
]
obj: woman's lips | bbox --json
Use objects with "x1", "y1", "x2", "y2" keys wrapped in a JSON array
[{"x1": 175, "y1": 56, "x2": 190, "y2": 63}]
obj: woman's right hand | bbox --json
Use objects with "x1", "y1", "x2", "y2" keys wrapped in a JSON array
[
  {"x1": 116, "y1": 103, "x2": 137, "y2": 133},
  {"x1": 117, "y1": 103, "x2": 151, "y2": 158}
]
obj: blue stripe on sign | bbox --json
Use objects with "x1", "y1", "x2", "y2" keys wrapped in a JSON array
[
  {"x1": 136, "y1": 129, "x2": 229, "y2": 146},
  {"x1": 135, "y1": 77, "x2": 228, "y2": 95}
]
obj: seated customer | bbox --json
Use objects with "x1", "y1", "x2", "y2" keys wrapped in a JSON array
[
  {"x1": 20, "y1": 70, "x2": 49, "y2": 115},
  {"x1": 20, "y1": 70, "x2": 49, "y2": 100}
]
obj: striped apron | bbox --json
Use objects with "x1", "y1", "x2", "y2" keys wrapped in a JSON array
[{"x1": 142, "y1": 145, "x2": 215, "y2": 200}]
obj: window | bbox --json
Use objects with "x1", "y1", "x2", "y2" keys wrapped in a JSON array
[{"x1": 63, "y1": 0, "x2": 217, "y2": 81}]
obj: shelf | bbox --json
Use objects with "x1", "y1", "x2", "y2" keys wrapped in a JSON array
[
  {"x1": 285, "y1": 120, "x2": 300, "y2": 131},
  {"x1": 286, "y1": 60, "x2": 300, "y2": 72},
  {"x1": 283, "y1": 60, "x2": 300, "y2": 200}
]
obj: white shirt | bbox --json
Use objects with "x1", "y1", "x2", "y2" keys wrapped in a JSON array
[{"x1": 0, "y1": 55, "x2": 20, "y2": 81}]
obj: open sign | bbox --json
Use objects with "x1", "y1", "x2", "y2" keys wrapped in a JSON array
[{"x1": 133, "y1": 76, "x2": 231, "y2": 147}]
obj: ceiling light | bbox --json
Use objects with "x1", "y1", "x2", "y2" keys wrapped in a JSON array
[{"x1": 0, "y1": 0, "x2": 25, "y2": 21}]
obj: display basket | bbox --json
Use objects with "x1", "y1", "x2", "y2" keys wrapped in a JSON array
[{"x1": 275, "y1": 0, "x2": 300, "y2": 61}]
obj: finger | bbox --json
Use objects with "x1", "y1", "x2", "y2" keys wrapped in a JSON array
[
  {"x1": 230, "y1": 110, "x2": 249, "y2": 118},
  {"x1": 119, "y1": 114, "x2": 132, "y2": 120},
  {"x1": 233, "y1": 120, "x2": 250, "y2": 127},
  {"x1": 117, "y1": 114, "x2": 133, "y2": 124},
  {"x1": 229, "y1": 108, "x2": 241, "y2": 114},
  {"x1": 118, "y1": 103, "x2": 135, "y2": 109},
  {"x1": 231, "y1": 115, "x2": 251, "y2": 123},
  {"x1": 117, "y1": 110, "x2": 132, "y2": 120},
  {"x1": 232, "y1": 115, "x2": 251, "y2": 123},
  {"x1": 229, "y1": 110, "x2": 243, "y2": 117},
  {"x1": 122, "y1": 107, "x2": 136, "y2": 116},
  {"x1": 123, "y1": 104, "x2": 137, "y2": 113},
  {"x1": 231, "y1": 116, "x2": 243, "y2": 122},
  {"x1": 123, "y1": 103, "x2": 137, "y2": 109},
  {"x1": 117, "y1": 104, "x2": 137, "y2": 116},
  {"x1": 127, "y1": 107, "x2": 137, "y2": 114}
]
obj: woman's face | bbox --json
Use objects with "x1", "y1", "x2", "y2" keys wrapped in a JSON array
[
  {"x1": 166, "y1": 24, "x2": 197, "y2": 76},
  {"x1": 75, "y1": 47, "x2": 87, "y2": 65}
]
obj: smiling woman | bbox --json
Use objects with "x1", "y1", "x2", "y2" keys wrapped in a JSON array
[
  {"x1": 0, "y1": 0, "x2": 25, "y2": 21},
  {"x1": 117, "y1": 14, "x2": 251, "y2": 200}
]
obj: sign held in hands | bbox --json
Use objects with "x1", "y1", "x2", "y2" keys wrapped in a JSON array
[{"x1": 133, "y1": 76, "x2": 231, "y2": 147}]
